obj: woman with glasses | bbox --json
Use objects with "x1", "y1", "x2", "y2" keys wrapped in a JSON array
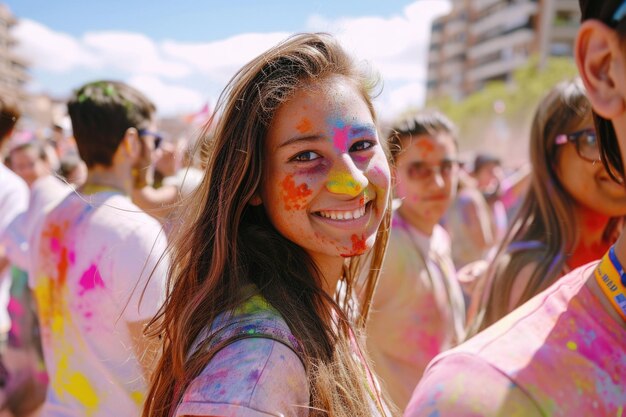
[
  {"x1": 364, "y1": 110, "x2": 465, "y2": 412},
  {"x1": 466, "y1": 77, "x2": 626, "y2": 336}
]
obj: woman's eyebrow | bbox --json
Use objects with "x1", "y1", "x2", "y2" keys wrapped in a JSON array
[{"x1": 278, "y1": 134, "x2": 325, "y2": 149}]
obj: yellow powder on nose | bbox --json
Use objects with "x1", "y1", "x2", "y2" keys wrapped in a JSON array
[{"x1": 327, "y1": 171, "x2": 362, "y2": 196}]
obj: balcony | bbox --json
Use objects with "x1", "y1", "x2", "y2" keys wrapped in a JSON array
[
  {"x1": 471, "y1": 0, "x2": 538, "y2": 38},
  {"x1": 468, "y1": 29, "x2": 534, "y2": 60},
  {"x1": 472, "y1": 0, "x2": 503, "y2": 13},
  {"x1": 467, "y1": 54, "x2": 528, "y2": 83},
  {"x1": 555, "y1": 0, "x2": 581, "y2": 14},
  {"x1": 550, "y1": 24, "x2": 578, "y2": 41},
  {"x1": 442, "y1": 41, "x2": 466, "y2": 60}
]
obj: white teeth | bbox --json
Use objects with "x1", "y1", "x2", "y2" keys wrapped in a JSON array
[{"x1": 317, "y1": 204, "x2": 367, "y2": 220}]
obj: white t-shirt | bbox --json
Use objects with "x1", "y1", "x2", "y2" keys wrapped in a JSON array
[
  {"x1": 1, "y1": 175, "x2": 72, "y2": 270},
  {"x1": 29, "y1": 190, "x2": 169, "y2": 416},
  {"x1": 0, "y1": 164, "x2": 29, "y2": 334}
]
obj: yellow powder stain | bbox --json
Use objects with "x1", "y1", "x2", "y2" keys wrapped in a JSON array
[
  {"x1": 566, "y1": 341, "x2": 578, "y2": 351},
  {"x1": 131, "y1": 391, "x2": 144, "y2": 405},
  {"x1": 55, "y1": 351, "x2": 99, "y2": 415},
  {"x1": 617, "y1": 405, "x2": 623, "y2": 417},
  {"x1": 327, "y1": 171, "x2": 362, "y2": 197}
]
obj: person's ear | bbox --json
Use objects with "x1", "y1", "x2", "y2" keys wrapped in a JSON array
[
  {"x1": 122, "y1": 127, "x2": 141, "y2": 159},
  {"x1": 575, "y1": 20, "x2": 626, "y2": 119}
]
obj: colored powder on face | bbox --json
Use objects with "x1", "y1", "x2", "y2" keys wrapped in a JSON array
[
  {"x1": 351, "y1": 234, "x2": 367, "y2": 254},
  {"x1": 332, "y1": 124, "x2": 350, "y2": 153},
  {"x1": 327, "y1": 171, "x2": 362, "y2": 197},
  {"x1": 415, "y1": 138, "x2": 435, "y2": 158},
  {"x1": 281, "y1": 175, "x2": 312, "y2": 210},
  {"x1": 78, "y1": 264, "x2": 105, "y2": 296},
  {"x1": 296, "y1": 117, "x2": 312, "y2": 133},
  {"x1": 566, "y1": 341, "x2": 578, "y2": 351}
]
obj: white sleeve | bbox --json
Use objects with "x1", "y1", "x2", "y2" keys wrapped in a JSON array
[{"x1": 111, "y1": 215, "x2": 169, "y2": 322}]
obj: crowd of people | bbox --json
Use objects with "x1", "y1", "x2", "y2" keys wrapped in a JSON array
[{"x1": 0, "y1": 0, "x2": 624, "y2": 416}]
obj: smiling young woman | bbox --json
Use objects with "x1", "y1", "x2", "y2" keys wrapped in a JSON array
[{"x1": 142, "y1": 33, "x2": 394, "y2": 417}]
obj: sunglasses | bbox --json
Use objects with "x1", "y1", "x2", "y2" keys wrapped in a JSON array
[
  {"x1": 137, "y1": 129, "x2": 163, "y2": 149},
  {"x1": 407, "y1": 159, "x2": 459, "y2": 181},
  {"x1": 554, "y1": 128, "x2": 600, "y2": 163}
]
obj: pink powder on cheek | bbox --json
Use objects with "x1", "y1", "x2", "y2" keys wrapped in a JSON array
[{"x1": 281, "y1": 175, "x2": 312, "y2": 210}]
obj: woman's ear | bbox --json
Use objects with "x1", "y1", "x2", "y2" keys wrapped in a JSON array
[{"x1": 575, "y1": 20, "x2": 626, "y2": 119}]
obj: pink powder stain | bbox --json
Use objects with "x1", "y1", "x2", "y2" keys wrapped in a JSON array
[
  {"x1": 332, "y1": 125, "x2": 350, "y2": 153},
  {"x1": 7, "y1": 298, "x2": 23, "y2": 316},
  {"x1": 78, "y1": 264, "x2": 105, "y2": 296}
]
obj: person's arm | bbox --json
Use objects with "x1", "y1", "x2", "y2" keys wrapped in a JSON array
[
  {"x1": 131, "y1": 184, "x2": 180, "y2": 221},
  {"x1": 127, "y1": 319, "x2": 159, "y2": 381},
  {"x1": 405, "y1": 353, "x2": 543, "y2": 417}
]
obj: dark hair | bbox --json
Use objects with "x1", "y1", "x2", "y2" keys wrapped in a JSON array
[
  {"x1": 387, "y1": 110, "x2": 458, "y2": 161},
  {"x1": 67, "y1": 80, "x2": 156, "y2": 168},
  {"x1": 0, "y1": 97, "x2": 20, "y2": 142},
  {"x1": 579, "y1": 0, "x2": 626, "y2": 181}
]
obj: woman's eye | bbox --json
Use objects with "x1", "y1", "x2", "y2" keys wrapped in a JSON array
[
  {"x1": 292, "y1": 151, "x2": 321, "y2": 162},
  {"x1": 349, "y1": 140, "x2": 374, "y2": 152}
]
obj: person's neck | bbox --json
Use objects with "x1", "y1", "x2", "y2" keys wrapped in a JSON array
[
  {"x1": 397, "y1": 205, "x2": 434, "y2": 236},
  {"x1": 82, "y1": 166, "x2": 132, "y2": 196},
  {"x1": 310, "y1": 252, "x2": 344, "y2": 299},
  {"x1": 568, "y1": 205, "x2": 612, "y2": 270},
  {"x1": 586, "y1": 232, "x2": 626, "y2": 330}
]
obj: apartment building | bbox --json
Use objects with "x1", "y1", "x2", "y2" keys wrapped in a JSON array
[
  {"x1": 427, "y1": 0, "x2": 580, "y2": 100},
  {"x1": 0, "y1": 4, "x2": 29, "y2": 103}
]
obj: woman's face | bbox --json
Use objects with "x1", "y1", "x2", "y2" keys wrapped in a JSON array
[
  {"x1": 555, "y1": 115, "x2": 626, "y2": 217},
  {"x1": 10, "y1": 146, "x2": 49, "y2": 187},
  {"x1": 260, "y1": 75, "x2": 390, "y2": 266}
]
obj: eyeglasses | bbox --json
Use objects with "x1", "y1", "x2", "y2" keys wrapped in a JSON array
[
  {"x1": 554, "y1": 128, "x2": 600, "y2": 163},
  {"x1": 138, "y1": 129, "x2": 163, "y2": 149},
  {"x1": 407, "y1": 159, "x2": 459, "y2": 181}
]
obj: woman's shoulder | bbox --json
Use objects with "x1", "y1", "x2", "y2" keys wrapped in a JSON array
[
  {"x1": 177, "y1": 337, "x2": 309, "y2": 417},
  {"x1": 176, "y1": 294, "x2": 309, "y2": 417}
]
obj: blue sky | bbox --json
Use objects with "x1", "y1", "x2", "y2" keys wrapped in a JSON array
[{"x1": 9, "y1": 0, "x2": 451, "y2": 120}]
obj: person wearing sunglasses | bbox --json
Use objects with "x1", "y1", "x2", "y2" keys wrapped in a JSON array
[
  {"x1": 405, "y1": 72, "x2": 626, "y2": 416},
  {"x1": 364, "y1": 110, "x2": 465, "y2": 412},
  {"x1": 464, "y1": 77, "x2": 626, "y2": 338}
]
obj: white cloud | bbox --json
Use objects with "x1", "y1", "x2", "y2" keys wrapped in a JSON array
[
  {"x1": 376, "y1": 81, "x2": 427, "y2": 121},
  {"x1": 14, "y1": 19, "x2": 100, "y2": 72},
  {"x1": 126, "y1": 75, "x2": 205, "y2": 116},
  {"x1": 83, "y1": 32, "x2": 191, "y2": 79},
  {"x1": 162, "y1": 32, "x2": 291, "y2": 83}
]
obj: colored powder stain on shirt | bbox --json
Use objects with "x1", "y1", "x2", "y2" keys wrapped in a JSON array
[
  {"x1": 78, "y1": 264, "x2": 105, "y2": 296},
  {"x1": 327, "y1": 171, "x2": 361, "y2": 196},
  {"x1": 281, "y1": 175, "x2": 312, "y2": 210},
  {"x1": 131, "y1": 391, "x2": 144, "y2": 405},
  {"x1": 56, "y1": 353, "x2": 99, "y2": 414},
  {"x1": 296, "y1": 117, "x2": 312, "y2": 133},
  {"x1": 566, "y1": 341, "x2": 578, "y2": 351}
]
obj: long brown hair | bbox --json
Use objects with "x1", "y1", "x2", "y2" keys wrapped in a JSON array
[
  {"x1": 467, "y1": 78, "x2": 622, "y2": 336},
  {"x1": 143, "y1": 33, "x2": 392, "y2": 417}
]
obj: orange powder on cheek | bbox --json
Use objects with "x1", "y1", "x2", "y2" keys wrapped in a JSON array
[
  {"x1": 281, "y1": 175, "x2": 312, "y2": 210},
  {"x1": 296, "y1": 117, "x2": 312, "y2": 133}
]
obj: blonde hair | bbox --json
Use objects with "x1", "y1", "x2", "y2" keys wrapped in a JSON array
[{"x1": 143, "y1": 33, "x2": 393, "y2": 417}]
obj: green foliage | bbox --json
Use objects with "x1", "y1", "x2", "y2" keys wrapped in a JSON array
[{"x1": 426, "y1": 55, "x2": 579, "y2": 154}]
